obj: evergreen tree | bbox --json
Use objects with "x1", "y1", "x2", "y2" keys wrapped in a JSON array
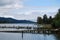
[
  {"x1": 48, "y1": 16, "x2": 52, "y2": 24},
  {"x1": 43, "y1": 14, "x2": 48, "y2": 24},
  {"x1": 52, "y1": 9, "x2": 60, "y2": 28},
  {"x1": 37, "y1": 17, "x2": 43, "y2": 24}
]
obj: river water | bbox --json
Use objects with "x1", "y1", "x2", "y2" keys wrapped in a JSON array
[
  {"x1": 0, "y1": 23, "x2": 60, "y2": 40},
  {"x1": 0, "y1": 32, "x2": 60, "y2": 40}
]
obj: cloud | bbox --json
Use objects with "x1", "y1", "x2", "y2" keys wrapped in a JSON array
[
  {"x1": 0, "y1": 0, "x2": 23, "y2": 16},
  {"x1": 0, "y1": 0, "x2": 22, "y2": 6},
  {"x1": 0, "y1": 0, "x2": 13, "y2": 6}
]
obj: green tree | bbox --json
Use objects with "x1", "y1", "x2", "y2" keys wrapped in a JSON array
[
  {"x1": 43, "y1": 14, "x2": 48, "y2": 24},
  {"x1": 52, "y1": 9, "x2": 60, "y2": 28},
  {"x1": 48, "y1": 16, "x2": 53, "y2": 24},
  {"x1": 37, "y1": 17, "x2": 43, "y2": 24}
]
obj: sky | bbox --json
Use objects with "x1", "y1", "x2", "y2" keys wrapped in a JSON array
[{"x1": 0, "y1": 0, "x2": 60, "y2": 22}]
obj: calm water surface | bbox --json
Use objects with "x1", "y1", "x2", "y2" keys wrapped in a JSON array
[
  {"x1": 0, "y1": 32, "x2": 59, "y2": 40},
  {"x1": 0, "y1": 24, "x2": 60, "y2": 40}
]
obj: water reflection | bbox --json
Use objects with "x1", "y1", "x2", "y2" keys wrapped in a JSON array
[
  {"x1": 0, "y1": 32, "x2": 60, "y2": 40},
  {"x1": 54, "y1": 33, "x2": 60, "y2": 40},
  {"x1": 22, "y1": 31, "x2": 23, "y2": 39}
]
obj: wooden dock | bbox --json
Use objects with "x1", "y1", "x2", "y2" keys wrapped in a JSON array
[
  {"x1": 0, "y1": 28, "x2": 59, "y2": 34},
  {"x1": 0, "y1": 26, "x2": 60, "y2": 34}
]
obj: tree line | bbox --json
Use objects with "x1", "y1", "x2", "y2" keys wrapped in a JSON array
[
  {"x1": 37, "y1": 9, "x2": 60, "y2": 28},
  {"x1": 37, "y1": 14, "x2": 53, "y2": 24}
]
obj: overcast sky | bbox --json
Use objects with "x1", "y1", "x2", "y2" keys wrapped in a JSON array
[{"x1": 0, "y1": 0, "x2": 60, "y2": 21}]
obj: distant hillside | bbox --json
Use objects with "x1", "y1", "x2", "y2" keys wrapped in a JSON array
[{"x1": 0, "y1": 17, "x2": 36, "y2": 23}]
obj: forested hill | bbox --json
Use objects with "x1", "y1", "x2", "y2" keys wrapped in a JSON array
[{"x1": 0, "y1": 17, "x2": 36, "y2": 23}]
